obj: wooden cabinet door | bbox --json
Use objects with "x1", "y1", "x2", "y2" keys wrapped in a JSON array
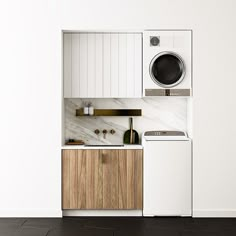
[
  {"x1": 62, "y1": 149, "x2": 142, "y2": 210},
  {"x1": 101, "y1": 149, "x2": 119, "y2": 209},
  {"x1": 62, "y1": 149, "x2": 103, "y2": 209},
  {"x1": 118, "y1": 150, "x2": 143, "y2": 209},
  {"x1": 62, "y1": 149, "x2": 84, "y2": 209},
  {"x1": 101, "y1": 149, "x2": 143, "y2": 209},
  {"x1": 85, "y1": 149, "x2": 103, "y2": 209}
]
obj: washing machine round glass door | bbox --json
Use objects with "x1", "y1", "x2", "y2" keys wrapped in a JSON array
[{"x1": 150, "y1": 52, "x2": 185, "y2": 88}]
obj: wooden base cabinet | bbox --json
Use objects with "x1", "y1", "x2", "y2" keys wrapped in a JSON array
[{"x1": 62, "y1": 149, "x2": 143, "y2": 210}]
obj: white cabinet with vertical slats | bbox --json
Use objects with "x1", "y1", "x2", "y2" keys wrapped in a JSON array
[{"x1": 63, "y1": 32, "x2": 142, "y2": 98}]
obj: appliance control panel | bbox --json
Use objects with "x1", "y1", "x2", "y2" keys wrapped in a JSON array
[{"x1": 144, "y1": 131, "x2": 186, "y2": 136}]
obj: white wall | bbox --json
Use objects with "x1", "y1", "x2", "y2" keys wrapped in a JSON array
[
  {"x1": 0, "y1": 1, "x2": 61, "y2": 217},
  {"x1": 1, "y1": 0, "x2": 236, "y2": 217}
]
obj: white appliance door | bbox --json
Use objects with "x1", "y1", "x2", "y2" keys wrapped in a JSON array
[{"x1": 143, "y1": 140, "x2": 191, "y2": 216}]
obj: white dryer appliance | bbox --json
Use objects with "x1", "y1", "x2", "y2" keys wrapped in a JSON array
[
  {"x1": 142, "y1": 131, "x2": 192, "y2": 216},
  {"x1": 143, "y1": 30, "x2": 192, "y2": 96}
]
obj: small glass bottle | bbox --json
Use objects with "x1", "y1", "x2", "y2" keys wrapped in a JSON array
[
  {"x1": 88, "y1": 102, "x2": 94, "y2": 116},
  {"x1": 83, "y1": 102, "x2": 89, "y2": 115}
]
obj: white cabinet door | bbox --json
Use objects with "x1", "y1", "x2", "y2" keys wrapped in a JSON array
[
  {"x1": 63, "y1": 33, "x2": 72, "y2": 98},
  {"x1": 110, "y1": 34, "x2": 119, "y2": 97},
  {"x1": 103, "y1": 34, "x2": 111, "y2": 97},
  {"x1": 63, "y1": 32, "x2": 142, "y2": 98},
  {"x1": 95, "y1": 34, "x2": 103, "y2": 97},
  {"x1": 134, "y1": 34, "x2": 142, "y2": 97},
  {"x1": 87, "y1": 34, "x2": 96, "y2": 97}
]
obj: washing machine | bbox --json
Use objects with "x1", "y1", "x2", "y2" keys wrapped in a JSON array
[
  {"x1": 142, "y1": 131, "x2": 192, "y2": 216},
  {"x1": 143, "y1": 30, "x2": 192, "y2": 96}
]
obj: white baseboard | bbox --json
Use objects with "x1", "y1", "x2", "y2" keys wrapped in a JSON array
[
  {"x1": 63, "y1": 210, "x2": 142, "y2": 217},
  {"x1": 3, "y1": 209, "x2": 236, "y2": 218},
  {"x1": 0, "y1": 209, "x2": 62, "y2": 218},
  {"x1": 193, "y1": 209, "x2": 236, "y2": 218}
]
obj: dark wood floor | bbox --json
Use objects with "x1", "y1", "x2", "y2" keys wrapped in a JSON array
[{"x1": 1, "y1": 217, "x2": 236, "y2": 236}]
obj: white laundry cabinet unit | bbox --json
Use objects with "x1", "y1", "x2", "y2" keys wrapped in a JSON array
[
  {"x1": 142, "y1": 131, "x2": 192, "y2": 217},
  {"x1": 63, "y1": 32, "x2": 142, "y2": 98}
]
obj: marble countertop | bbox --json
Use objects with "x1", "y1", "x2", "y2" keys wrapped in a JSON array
[{"x1": 61, "y1": 144, "x2": 143, "y2": 150}]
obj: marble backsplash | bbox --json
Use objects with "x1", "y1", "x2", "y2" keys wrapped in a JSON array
[{"x1": 64, "y1": 98, "x2": 188, "y2": 145}]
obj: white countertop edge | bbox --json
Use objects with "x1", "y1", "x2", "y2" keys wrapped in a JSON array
[{"x1": 61, "y1": 145, "x2": 143, "y2": 150}]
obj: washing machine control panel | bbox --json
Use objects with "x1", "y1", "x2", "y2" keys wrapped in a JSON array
[{"x1": 144, "y1": 131, "x2": 186, "y2": 136}]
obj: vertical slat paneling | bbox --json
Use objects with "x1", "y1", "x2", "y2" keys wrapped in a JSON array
[
  {"x1": 134, "y1": 34, "x2": 142, "y2": 97},
  {"x1": 95, "y1": 34, "x2": 103, "y2": 97},
  {"x1": 63, "y1": 33, "x2": 72, "y2": 98},
  {"x1": 103, "y1": 34, "x2": 111, "y2": 97},
  {"x1": 79, "y1": 33, "x2": 88, "y2": 97},
  {"x1": 71, "y1": 34, "x2": 80, "y2": 97},
  {"x1": 118, "y1": 34, "x2": 127, "y2": 97},
  {"x1": 110, "y1": 34, "x2": 119, "y2": 97},
  {"x1": 126, "y1": 34, "x2": 135, "y2": 97},
  {"x1": 69, "y1": 32, "x2": 142, "y2": 98},
  {"x1": 87, "y1": 34, "x2": 96, "y2": 97}
]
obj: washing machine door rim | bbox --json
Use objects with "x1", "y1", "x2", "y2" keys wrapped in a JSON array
[{"x1": 149, "y1": 51, "x2": 186, "y2": 88}]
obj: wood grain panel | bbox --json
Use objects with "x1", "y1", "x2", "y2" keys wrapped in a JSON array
[
  {"x1": 62, "y1": 149, "x2": 142, "y2": 210},
  {"x1": 110, "y1": 150, "x2": 119, "y2": 209},
  {"x1": 95, "y1": 152, "x2": 103, "y2": 208},
  {"x1": 102, "y1": 150, "x2": 119, "y2": 209},
  {"x1": 118, "y1": 150, "x2": 127, "y2": 208},
  {"x1": 118, "y1": 150, "x2": 143, "y2": 209},
  {"x1": 69, "y1": 150, "x2": 78, "y2": 208},
  {"x1": 62, "y1": 150, "x2": 86, "y2": 209},
  {"x1": 133, "y1": 149, "x2": 143, "y2": 209},
  {"x1": 127, "y1": 150, "x2": 135, "y2": 209},
  {"x1": 85, "y1": 150, "x2": 103, "y2": 209},
  {"x1": 76, "y1": 150, "x2": 86, "y2": 208},
  {"x1": 62, "y1": 150, "x2": 71, "y2": 209}
]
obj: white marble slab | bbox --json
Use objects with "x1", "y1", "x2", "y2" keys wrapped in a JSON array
[{"x1": 64, "y1": 98, "x2": 187, "y2": 145}]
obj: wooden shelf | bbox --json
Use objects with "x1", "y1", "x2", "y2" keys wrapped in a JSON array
[{"x1": 76, "y1": 108, "x2": 142, "y2": 116}]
